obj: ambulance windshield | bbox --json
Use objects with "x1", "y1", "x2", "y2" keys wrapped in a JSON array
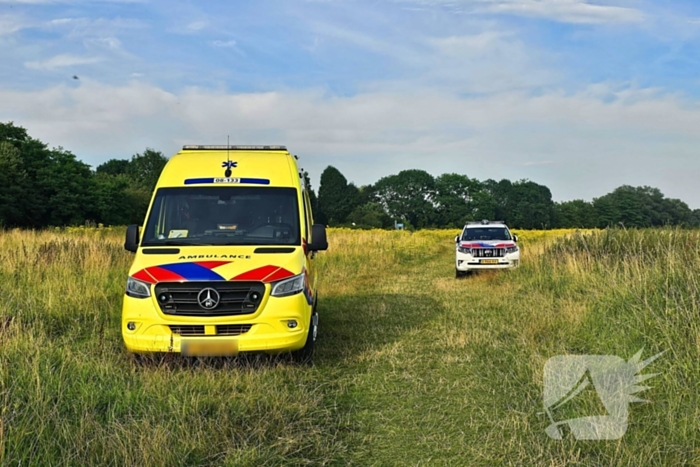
[{"x1": 141, "y1": 186, "x2": 300, "y2": 246}]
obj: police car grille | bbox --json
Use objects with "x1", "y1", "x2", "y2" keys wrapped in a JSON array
[
  {"x1": 472, "y1": 248, "x2": 505, "y2": 258},
  {"x1": 155, "y1": 282, "x2": 266, "y2": 317}
]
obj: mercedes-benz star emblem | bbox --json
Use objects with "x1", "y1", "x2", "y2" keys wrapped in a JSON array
[{"x1": 197, "y1": 288, "x2": 220, "y2": 310}]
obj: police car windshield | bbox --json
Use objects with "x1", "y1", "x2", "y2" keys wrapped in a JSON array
[
  {"x1": 141, "y1": 186, "x2": 300, "y2": 246},
  {"x1": 462, "y1": 227, "x2": 511, "y2": 241}
]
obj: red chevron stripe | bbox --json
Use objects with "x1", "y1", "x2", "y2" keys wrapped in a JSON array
[
  {"x1": 262, "y1": 267, "x2": 295, "y2": 283},
  {"x1": 146, "y1": 266, "x2": 185, "y2": 282},
  {"x1": 132, "y1": 269, "x2": 156, "y2": 284},
  {"x1": 230, "y1": 265, "x2": 280, "y2": 281}
]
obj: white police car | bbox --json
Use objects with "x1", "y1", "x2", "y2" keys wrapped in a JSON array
[{"x1": 455, "y1": 220, "x2": 520, "y2": 277}]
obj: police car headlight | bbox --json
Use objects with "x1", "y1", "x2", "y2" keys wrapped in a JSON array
[
  {"x1": 271, "y1": 273, "x2": 305, "y2": 297},
  {"x1": 457, "y1": 246, "x2": 471, "y2": 254},
  {"x1": 126, "y1": 277, "x2": 151, "y2": 298},
  {"x1": 505, "y1": 246, "x2": 519, "y2": 254}
]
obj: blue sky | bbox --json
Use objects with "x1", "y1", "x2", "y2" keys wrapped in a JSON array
[{"x1": 2, "y1": 0, "x2": 700, "y2": 207}]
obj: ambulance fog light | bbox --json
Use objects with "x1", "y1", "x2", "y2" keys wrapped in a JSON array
[
  {"x1": 127, "y1": 322, "x2": 136, "y2": 331},
  {"x1": 287, "y1": 320, "x2": 298, "y2": 329}
]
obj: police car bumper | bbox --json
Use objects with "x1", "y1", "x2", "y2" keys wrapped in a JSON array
[{"x1": 455, "y1": 254, "x2": 520, "y2": 271}]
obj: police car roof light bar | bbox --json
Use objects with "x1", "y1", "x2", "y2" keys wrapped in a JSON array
[{"x1": 465, "y1": 220, "x2": 505, "y2": 226}]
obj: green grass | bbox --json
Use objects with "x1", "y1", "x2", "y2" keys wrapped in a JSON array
[{"x1": 0, "y1": 228, "x2": 697, "y2": 466}]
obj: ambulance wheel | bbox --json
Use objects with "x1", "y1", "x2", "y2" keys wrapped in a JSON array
[{"x1": 291, "y1": 310, "x2": 317, "y2": 365}]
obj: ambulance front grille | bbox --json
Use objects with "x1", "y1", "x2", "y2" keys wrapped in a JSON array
[{"x1": 155, "y1": 282, "x2": 266, "y2": 317}]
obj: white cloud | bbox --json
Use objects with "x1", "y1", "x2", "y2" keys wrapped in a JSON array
[
  {"x1": 209, "y1": 40, "x2": 237, "y2": 48},
  {"x1": 84, "y1": 36, "x2": 121, "y2": 50},
  {"x1": 395, "y1": 0, "x2": 644, "y2": 24},
  {"x1": 43, "y1": 16, "x2": 146, "y2": 37},
  {"x1": 483, "y1": 0, "x2": 644, "y2": 24},
  {"x1": 429, "y1": 32, "x2": 515, "y2": 55},
  {"x1": 186, "y1": 21, "x2": 208, "y2": 32},
  {"x1": 0, "y1": 14, "x2": 27, "y2": 35},
  {"x1": 420, "y1": 30, "x2": 559, "y2": 93},
  {"x1": 24, "y1": 54, "x2": 103, "y2": 70},
  {"x1": 1, "y1": 81, "x2": 699, "y2": 206},
  {"x1": 307, "y1": 20, "x2": 426, "y2": 67},
  {"x1": 0, "y1": 0, "x2": 143, "y2": 3}
]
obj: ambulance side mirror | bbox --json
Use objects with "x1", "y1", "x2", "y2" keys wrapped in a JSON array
[
  {"x1": 125, "y1": 224, "x2": 140, "y2": 253},
  {"x1": 309, "y1": 224, "x2": 328, "y2": 251}
]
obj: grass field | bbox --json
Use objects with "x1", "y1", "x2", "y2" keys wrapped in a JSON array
[{"x1": 0, "y1": 227, "x2": 697, "y2": 466}]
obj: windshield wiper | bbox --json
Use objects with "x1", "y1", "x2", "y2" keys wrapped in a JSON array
[{"x1": 159, "y1": 240, "x2": 211, "y2": 246}]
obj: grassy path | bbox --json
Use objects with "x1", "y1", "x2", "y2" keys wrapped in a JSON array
[
  {"x1": 314, "y1": 229, "x2": 698, "y2": 466},
  {"x1": 0, "y1": 228, "x2": 697, "y2": 465}
]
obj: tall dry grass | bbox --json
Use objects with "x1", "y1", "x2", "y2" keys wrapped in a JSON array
[{"x1": 0, "y1": 226, "x2": 696, "y2": 465}]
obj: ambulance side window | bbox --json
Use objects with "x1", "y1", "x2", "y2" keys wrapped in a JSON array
[{"x1": 302, "y1": 191, "x2": 311, "y2": 242}]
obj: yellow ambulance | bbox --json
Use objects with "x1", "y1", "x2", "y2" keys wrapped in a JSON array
[{"x1": 121, "y1": 145, "x2": 328, "y2": 362}]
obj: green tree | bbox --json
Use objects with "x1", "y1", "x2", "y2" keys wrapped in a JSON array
[
  {"x1": 553, "y1": 200, "x2": 598, "y2": 228},
  {"x1": 35, "y1": 147, "x2": 96, "y2": 226},
  {"x1": 92, "y1": 173, "x2": 150, "y2": 226},
  {"x1": 96, "y1": 159, "x2": 130, "y2": 176},
  {"x1": 0, "y1": 122, "x2": 96, "y2": 227},
  {"x1": 691, "y1": 209, "x2": 700, "y2": 227},
  {"x1": 347, "y1": 202, "x2": 392, "y2": 228},
  {"x1": 373, "y1": 169, "x2": 436, "y2": 228},
  {"x1": 509, "y1": 180, "x2": 554, "y2": 229},
  {"x1": 127, "y1": 149, "x2": 168, "y2": 191},
  {"x1": 482, "y1": 179, "x2": 513, "y2": 224},
  {"x1": 433, "y1": 173, "x2": 482, "y2": 227},
  {"x1": 317, "y1": 166, "x2": 361, "y2": 225},
  {"x1": 593, "y1": 186, "x2": 693, "y2": 228},
  {"x1": 0, "y1": 121, "x2": 29, "y2": 148},
  {"x1": 301, "y1": 171, "x2": 318, "y2": 212},
  {"x1": 0, "y1": 142, "x2": 29, "y2": 227}
]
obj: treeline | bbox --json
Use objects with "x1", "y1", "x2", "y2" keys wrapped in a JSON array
[
  {"x1": 311, "y1": 168, "x2": 700, "y2": 229},
  {"x1": 0, "y1": 122, "x2": 167, "y2": 227},
  {"x1": 1, "y1": 121, "x2": 698, "y2": 229}
]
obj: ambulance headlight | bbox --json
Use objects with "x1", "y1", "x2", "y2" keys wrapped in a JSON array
[
  {"x1": 126, "y1": 277, "x2": 151, "y2": 298},
  {"x1": 271, "y1": 273, "x2": 305, "y2": 297}
]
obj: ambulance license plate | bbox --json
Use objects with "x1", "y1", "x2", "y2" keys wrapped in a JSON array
[{"x1": 181, "y1": 338, "x2": 238, "y2": 356}]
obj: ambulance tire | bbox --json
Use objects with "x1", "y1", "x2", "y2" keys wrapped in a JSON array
[{"x1": 291, "y1": 309, "x2": 317, "y2": 365}]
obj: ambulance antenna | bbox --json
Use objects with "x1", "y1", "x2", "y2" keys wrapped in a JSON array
[{"x1": 225, "y1": 135, "x2": 232, "y2": 177}]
